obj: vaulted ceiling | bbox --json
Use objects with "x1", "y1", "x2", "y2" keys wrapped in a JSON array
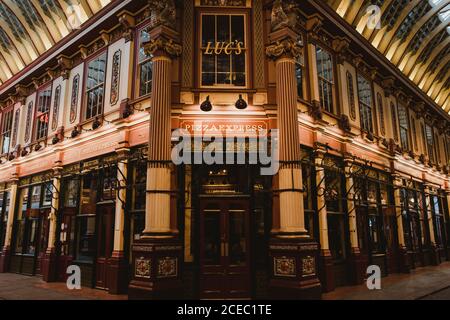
[
  {"x1": 327, "y1": 0, "x2": 450, "y2": 112},
  {"x1": 0, "y1": 0, "x2": 110, "y2": 87}
]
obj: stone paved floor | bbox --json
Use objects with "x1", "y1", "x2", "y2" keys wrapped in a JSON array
[
  {"x1": 1, "y1": 263, "x2": 450, "y2": 300},
  {"x1": 323, "y1": 261, "x2": 450, "y2": 300},
  {"x1": 0, "y1": 273, "x2": 127, "y2": 300}
]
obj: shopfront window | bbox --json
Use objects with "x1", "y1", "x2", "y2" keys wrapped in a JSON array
[
  {"x1": 431, "y1": 193, "x2": 446, "y2": 247},
  {"x1": 0, "y1": 191, "x2": 10, "y2": 250},
  {"x1": 425, "y1": 124, "x2": 435, "y2": 164},
  {"x1": 76, "y1": 173, "x2": 98, "y2": 262},
  {"x1": 64, "y1": 179, "x2": 79, "y2": 208},
  {"x1": 324, "y1": 159, "x2": 346, "y2": 262},
  {"x1": 316, "y1": 46, "x2": 334, "y2": 114},
  {"x1": 137, "y1": 25, "x2": 153, "y2": 97},
  {"x1": 42, "y1": 182, "x2": 53, "y2": 207},
  {"x1": 200, "y1": 14, "x2": 247, "y2": 87},
  {"x1": 101, "y1": 165, "x2": 117, "y2": 201},
  {"x1": 85, "y1": 52, "x2": 107, "y2": 120},
  {"x1": 35, "y1": 86, "x2": 52, "y2": 140}
]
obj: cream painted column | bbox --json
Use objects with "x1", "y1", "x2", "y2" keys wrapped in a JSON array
[
  {"x1": 142, "y1": 26, "x2": 182, "y2": 238},
  {"x1": 46, "y1": 166, "x2": 62, "y2": 252},
  {"x1": 315, "y1": 151, "x2": 329, "y2": 251},
  {"x1": 2, "y1": 177, "x2": 18, "y2": 251},
  {"x1": 344, "y1": 157, "x2": 359, "y2": 250},
  {"x1": 113, "y1": 149, "x2": 129, "y2": 253},
  {"x1": 267, "y1": 28, "x2": 306, "y2": 236},
  {"x1": 393, "y1": 176, "x2": 406, "y2": 247}
]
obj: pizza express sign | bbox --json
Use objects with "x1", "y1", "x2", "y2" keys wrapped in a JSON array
[{"x1": 203, "y1": 40, "x2": 244, "y2": 55}]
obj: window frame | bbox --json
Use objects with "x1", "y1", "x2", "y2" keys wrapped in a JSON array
[
  {"x1": 315, "y1": 45, "x2": 336, "y2": 115},
  {"x1": 397, "y1": 101, "x2": 410, "y2": 151},
  {"x1": 197, "y1": 10, "x2": 250, "y2": 89},
  {"x1": 0, "y1": 106, "x2": 14, "y2": 155},
  {"x1": 82, "y1": 49, "x2": 108, "y2": 122},
  {"x1": 34, "y1": 83, "x2": 53, "y2": 142},
  {"x1": 134, "y1": 21, "x2": 153, "y2": 99},
  {"x1": 356, "y1": 73, "x2": 374, "y2": 133}
]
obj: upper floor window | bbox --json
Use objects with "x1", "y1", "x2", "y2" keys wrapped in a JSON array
[
  {"x1": 357, "y1": 75, "x2": 373, "y2": 133},
  {"x1": 377, "y1": 93, "x2": 385, "y2": 136},
  {"x1": 316, "y1": 46, "x2": 334, "y2": 114},
  {"x1": 85, "y1": 52, "x2": 107, "y2": 120},
  {"x1": 0, "y1": 109, "x2": 13, "y2": 154},
  {"x1": 296, "y1": 50, "x2": 305, "y2": 99},
  {"x1": 137, "y1": 25, "x2": 152, "y2": 97},
  {"x1": 425, "y1": 124, "x2": 435, "y2": 163},
  {"x1": 200, "y1": 14, "x2": 247, "y2": 88},
  {"x1": 391, "y1": 102, "x2": 399, "y2": 142},
  {"x1": 35, "y1": 86, "x2": 52, "y2": 140},
  {"x1": 397, "y1": 103, "x2": 409, "y2": 151}
]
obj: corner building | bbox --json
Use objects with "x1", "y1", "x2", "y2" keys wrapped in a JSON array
[{"x1": 0, "y1": 0, "x2": 449, "y2": 299}]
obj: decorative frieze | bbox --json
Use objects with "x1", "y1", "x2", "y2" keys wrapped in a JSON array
[
  {"x1": 157, "y1": 257, "x2": 178, "y2": 278},
  {"x1": 52, "y1": 85, "x2": 61, "y2": 131},
  {"x1": 302, "y1": 256, "x2": 316, "y2": 276},
  {"x1": 148, "y1": 0, "x2": 176, "y2": 28},
  {"x1": 200, "y1": 0, "x2": 246, "y2": 6},
  {"x1": 110, "y1": 50, "x2": 121, "y2": 106},
  {"x1": 24, "y1": 101, "x2": 33, "y2": 143},
  {"x1": 270, "y1": 0, "x2": 300, "y2": 32},
  {"x1": 70, "y1": 74, "x2": 80, "y2": 124}
]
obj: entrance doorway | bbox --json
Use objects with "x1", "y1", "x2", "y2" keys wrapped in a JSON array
[{"x1": 199, "y1": 196, "x2": 250, "y2": 299}]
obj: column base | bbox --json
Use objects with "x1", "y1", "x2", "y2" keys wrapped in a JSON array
[
  {"x1": 268, "y1": 236, "x2": 322, "y2": 300},
  {"x1": 41, "y1": 249, "x2": 57, "y2": 282},
  {"x1": 319, "y1": 250, "x2": 335, "y2": 293},
  {"x1": 0, "y1": 247, "x2": 11, "y2": 273},
  {"x1": 128, "y1": 237, "x2": 183, "y2": 300},
  {"x1": 348, "y1": 248, "x2": 365, "y2": 285},
  {"x1": 108, "y1": 252, "x2": 129, "y2": 295},
  {"x1": 429, "y1": 244, "x2": 440, "y2": 266},
  {"x1": 398, "y1": 246, "x2": 411, "y2": 273}
]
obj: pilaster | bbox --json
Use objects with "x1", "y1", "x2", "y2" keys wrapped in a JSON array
[{"x1": 0, "y1": 173, "x2": 18, "y2": 273}]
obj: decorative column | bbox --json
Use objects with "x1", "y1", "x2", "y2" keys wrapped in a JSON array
[
  {"x1": 344, "y1": 156, "x2": 365, "y2": 284},
  {"x1": 128, "y1": 5, "x2": 183, "y2": 299},
  {"x1": 0, "y1": 174, "x2": 18, "y2": 273},
  {"x1": 108, "y1": 147, "x2": 129, "y2": 294},
  {"x1": 424, "y1": 184, "x2": 440, "y2": 265},
  {"x1": 42, "y1": 164, "x2": 62, "y2": 282},
  {"x1": 393, "y1": 175, "x2": 410, "y2": 273},
  {"x1": 315, "y1": 146, "x2": 334, "y2": 292},
  {"x1": 445, "y1": 190, "x2": 450, "y2": 258},
  {"x1": 266, "y1": 26, "x2": 321, "y2": 299}
]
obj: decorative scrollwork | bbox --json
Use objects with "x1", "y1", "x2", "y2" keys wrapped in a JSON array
[
  {"x1": 144, "y1": 38, "x2": 182, "y2": 58},
  {"x1": 266, "y1": 39, "x2": 302, "y2": 60},
  {"x1": 148, "y1": 0, "x2": 176, "y2": 28}
]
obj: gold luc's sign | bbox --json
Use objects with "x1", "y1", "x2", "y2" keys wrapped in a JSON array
[{"x1": 203, "y1": 40, "x2": 244, "y2": 55}]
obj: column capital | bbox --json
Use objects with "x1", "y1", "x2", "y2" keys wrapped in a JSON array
[
  {"x1": 266, "y1": 27, "x2": 302, "y2": 61},
  {"x1": 144, "y1": 25, "x2": 182, "y2": 59}
]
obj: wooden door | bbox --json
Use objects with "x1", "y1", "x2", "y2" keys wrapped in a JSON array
[
  {"x1": 95, "y1": 204, "x2": 115, "y2": 289},
  {"x1": 199, "y1": 196, "x2": 251, "y2": 299},
  {"x1": 36, "y1": 209, "x2": 50, "y2": 275}
]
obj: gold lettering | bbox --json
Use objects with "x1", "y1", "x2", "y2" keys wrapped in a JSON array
[
  {"x1": 235, "y1": 41, "x2": 243, "y2": 55},
  {"x1": 204, "y1": 42, "x2": 214, "y2": 55},
  {"x1": 224, "y1": 42, "x2": 233, "y2": 55}
]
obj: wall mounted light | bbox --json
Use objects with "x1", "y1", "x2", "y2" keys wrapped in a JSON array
[
  {"x1": 71, "y1": 127, "x2": 80, "y2": 138},
  {"x1": 200, "y1": 95, "x2": 213, "y2": 112},
  {"x1": 92, "y1": 117, "x2": 101, "y2": 130},
  {"x1": 235, "y1": 94, "x2": 247, "y2": 110}
]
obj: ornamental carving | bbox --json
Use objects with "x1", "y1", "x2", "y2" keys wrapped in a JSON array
[
  {"x1": 11, "y1": 109, "x2": 19, "y2": 148},
  {"x1": 346, "y1": 71, "x2": 356, "y2": 120},
  {"x1": 70, "y1": 74, "x2": 80, "y2": 124},
  {"x1": 274, "y1": 256, "x2": 296, "y2": 277},
  {"x1": 52, "y1": 85, "x2": 61, "y2": 131},
  {"x1": 110, "y1": 50, "x2": 121, "y2": 106},
  {"x1": 270, "y1": 0, "x2": 299, "y2": 32},
  {"x1": 157, "y1": 257, "x2": 177, "y2": 278},
  {"x1": 24, "y1": 101, "x2": 33, "y2": 143},
  {"x1": 148, "y1": 0, "x2": 176, "y2": 28},
  {"x1": 144, "y1": 38, "x2": 182, "y2": 58},
  {"x1": 201, "y1": 0, "x2": 246, "y2": 5},
  {"x1": 266, "y1": 39, "x2": 302, "y2": 60},
  {"x1": 302, "y1": 256, "x2": 316, "y2": 276},
  {"x1": 135, "y1": 257, "x2": 151, "y2": 279}
]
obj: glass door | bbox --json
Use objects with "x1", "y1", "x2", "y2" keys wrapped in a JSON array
[{"x1": 199, "y1": 196, "x2": 250, "y2": 299}]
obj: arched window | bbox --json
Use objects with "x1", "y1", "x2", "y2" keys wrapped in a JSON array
[{"x1": 316, "y1": 46, "x2": 334, "y2": 114}]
